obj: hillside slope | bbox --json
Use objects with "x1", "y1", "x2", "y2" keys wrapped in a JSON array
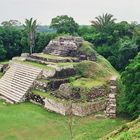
[{"x1": 101, "y1": 117, "x2": 140, "y2": 140}]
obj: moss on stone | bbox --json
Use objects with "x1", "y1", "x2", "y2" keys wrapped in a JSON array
[
  {"x1": 32, "y1": 90, "x2": 68, "y2": 104},
  {"x1": 79, "y1": 41, "x2": 96, "y2": 56},
  {"x1": 71, "y1": 78, "x2": 105, "y2": 89}
]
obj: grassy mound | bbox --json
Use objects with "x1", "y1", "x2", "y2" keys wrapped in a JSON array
[
  {"x1": 72, "y1": 54, "x2": 119, "y2": 89},
  {"x1": 101, "y1": 117, "x2": 140, "y2": 140},
  {"x1": 79, "y1": 41, "x2": 96, "y2": 56},
  {"x1": 0, "y1": 100, "x2": 127, "y2": 140}
]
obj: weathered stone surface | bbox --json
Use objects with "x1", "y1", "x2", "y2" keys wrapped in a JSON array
[
  {"x1": 34, "y1": 80, "x2": 48, "y2": 92},
  {"x1": 57, "y1": 84, "x2": 73, "y2": 98},
  {"x1": 106, "y1": 77, "x2": 117, "y2": 118},
  {"x1": 12, "y1": 57, "x2": 26, "y2": 62},
  {"x1": 0, "y1": 64, "x2": 9, "y2": 73},
  {"x1": 52, "y1": 68, "x2": 76, "y2": 78},
  {"x1": 28, "y1": 93, "x2": 45, "y2": 105},
  {"x1": 48, "y1": 78, "x2": 69, "y2": 91},
  {"x1": 44, "y1": 98, "x2": 71, "y2": 115},
  {"x1": 28, "y1": 53, "x2": 80, "y2": 63},
  {"x1": 21, "y1": 53, "x2": 30, "y2": 58},
  {"x1": 72, "y1": 99, "x2": 108, "y2": 116},
  {"x1": 32, "y1": 91, "x2": 108, "y2": 116},
  {"x1": 87, "y1": 87, "x2": 107, "y2": 101},
  {"x1": 43, "y1": 36, "x2": 96, "y2": 61},
  {"x1": 43, "y1": 36, "x2": 84, "y2": 57},
  {"x1": 42, "y1": 70, "x2": 56, "y2": 78}
]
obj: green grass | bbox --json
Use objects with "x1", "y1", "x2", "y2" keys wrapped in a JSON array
[
  {"x1": 71, "y1": 78, "x2": 105, "y2": 89},
  {"x1": 96, "y1": 54, "x2": 119, "y2": 77},
  {"x1": 32, "y1": 90, "x2": 68, "y2": 104},
  {"x1": 0, "y1": 72, "x2": 3, "y2": 78},
  {"x1": 0, "y1": 100, "x2": 127, "y2": 140},
  {"x1": 0, "y1": 60, "x2": 9, "y2": 65},
  {"x1": 102, "y1": 117, "x2": 140, "y2": 140},
  {"x1": 32, "y1": 90, "x2": 51, "y2": 98},
  {"x1": 37, "y1": 79, "x2": 50, "y2": 83},
  {"x1": 36, "y1": 53, "x2": 77, "y2": 60}
]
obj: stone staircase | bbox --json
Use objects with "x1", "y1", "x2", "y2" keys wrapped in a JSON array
[{"x1": 0, "y1": 62, "x2": 42, "y2": 103}]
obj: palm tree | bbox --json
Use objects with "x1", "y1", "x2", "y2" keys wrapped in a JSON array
[
  {"x1": 91, "y1": 13, "x2": 116, "y2": 32},
  {"x1": 24, "y1": 18, "x2": 37, "y2": 54}
]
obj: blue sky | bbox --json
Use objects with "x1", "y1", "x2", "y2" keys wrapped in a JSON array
[{"x1": 0, "y1": 0, "x2": 139, "y2": 25}]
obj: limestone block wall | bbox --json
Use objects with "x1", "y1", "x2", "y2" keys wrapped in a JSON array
[
  {"x1": 34, "y1": 80, "x2": 48, "y2": 92},
  {"x1": 106, "y1": 77, "x2": 117, "y2": 118},
  {"x1": 44, "y1": 98, "x2": 71, "y2": 115},
  {"x1": 72, "y1": 99, "x2": 108, "y2": 116},
  {"x1": 30, "y1": 91, "x2": 108, "y2": 116}
]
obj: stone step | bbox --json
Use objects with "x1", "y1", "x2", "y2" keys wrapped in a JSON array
[
  {"x1": 3, "y1": 72, "x2": 35, "y2": 80},
  {"x1": 0, "y1": 81, "x2": 29, "y2": 93},
  {"x1": 1, "y1": 76, "x2": 34, "y2": 85},
  {"x1": 0, "y1": 87, "x2": 21, "y2": 102},
  {"x1": 0, "y1": 82, "x2": 26, "y2": 96},
  {"x1": 2, "y1": 68, "x2": 40, "y2": 79},
  {"x1": 26, "y1": 57, "x2": 49, "y2": 65},
  {"x1": 0, "y1": 62, "x2": 42, "y2": 103},
  {"x1": 0, "y1": 95, "x2": 14, "y2": 104},
  {"x1": 12, "y1": 63, "x2": 42, "y2": 72}
]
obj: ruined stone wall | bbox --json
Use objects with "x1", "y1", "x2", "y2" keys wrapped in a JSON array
[
  {"x1": 29, "y1": 92, "x2": 108, "y2": 116},
  {"x1": 44, "y1": 98, "x2": 71, "y2": 115},
  {"x1": 105, "y1": 77, "x2": 117, "y2": 118},
  {"x1": 72, "y1": 99, "x2": 108, "y2": 116}
]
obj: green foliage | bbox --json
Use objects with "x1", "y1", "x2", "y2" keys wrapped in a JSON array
[
  {"x1": 50, "y1": 15, "x2": 79, "y2": 35},
  {"x1": 74, "y1": 55, "x2": 118, "y2": 81},
  {"x1": 78, "y1": 14, "x2": 140, "y2": 71},
  {"x1": 0, "y1": 26, "x2": 23, "y2": 60},
  {"x1": 79, "y1": 41, "x2": 95, "y2": 56},
  {"x1": 118, "y1": 53, "x2": 140, "y2": 118},
  {"x1": 23, "y1": 18, "x2": 37, "y2": 54},
  {"x1": 102, "y1": 117, "x2": 140, "y2": 140},
  {"x1": 0, "y1": 45, "x2": 6, "y2": 60},
  {"x1": 91, "y1": 13, "x2": 116, "y2": 33},
  {"x1": 35, "y1": 32, "x2": 57, "y2": 53},
  {"x1": 0, "y1": 25, "x2": 56, "y2": 60}
]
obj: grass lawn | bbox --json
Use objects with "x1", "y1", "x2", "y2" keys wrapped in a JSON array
[
  {"x1": 0, "y1": 72, "x2": 3, "y2": 78},
  {"x1": 0, "y1": 100, "x2": 127, "y2": 140}
]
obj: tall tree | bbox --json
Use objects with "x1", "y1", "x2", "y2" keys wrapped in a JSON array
[
  {"x1": 50, "y1": 15, "x2": 79, "y2": 35},
  {"x1": 23, "y1": 18, "x2": 37, "y2": 54},
  {"x1": 91, "y1": 13, "x2": 116, "y2": 33},
  {"x1": 1, "y1": 20, "x2": 21, "y2": 27}
]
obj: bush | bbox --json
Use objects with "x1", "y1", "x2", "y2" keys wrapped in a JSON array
[
  {"x1": 0, "y1": 45, "x2": 6, "y2": 60},
  {"x1": 117, "y1": 53, "x2": 140, "y2": 118}
]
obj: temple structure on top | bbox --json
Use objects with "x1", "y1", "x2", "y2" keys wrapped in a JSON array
[{"x1": 43, "y1": 36, "x2": 96, "y2": 61}]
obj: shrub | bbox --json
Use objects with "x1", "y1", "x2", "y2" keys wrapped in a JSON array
[{"x1": 117, "y1": 53, "x2": 140, "y2": 118}]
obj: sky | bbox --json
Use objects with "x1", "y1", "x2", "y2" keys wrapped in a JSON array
[{"x1": 0, "y1": 0, "x2": 139, "y2": 25}]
